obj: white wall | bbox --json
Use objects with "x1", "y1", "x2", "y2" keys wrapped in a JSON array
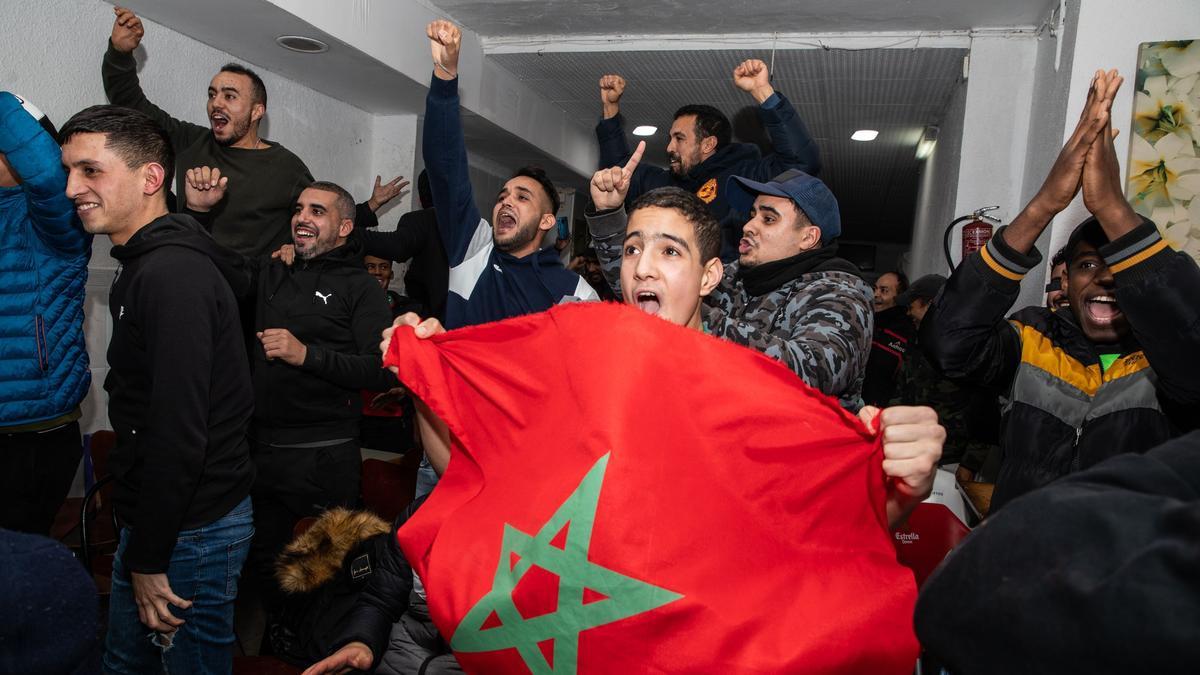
[
  {"x1": 1008, "y1": 0, "x2": 1081, "y2": 310},
  {"x1": 909, "y1": 78, "x2": 968, "y2": 278},
  {"x1": 1046, "y1": 0, "x2": 1200, "y2": 255},
  {"x1": 952, "y1": 34, "x2": 1040, "y2": 261},
  {"x1": 0, "y1": 0, "x2": 416, "y2": 433}
]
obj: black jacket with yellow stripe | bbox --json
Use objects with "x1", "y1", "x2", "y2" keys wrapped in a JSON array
[{"x1": 921, "y1": 218, "x2": 1200, "y2": 511}]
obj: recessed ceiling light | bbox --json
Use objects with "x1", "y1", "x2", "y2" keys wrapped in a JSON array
[
  {"x1": 276, "y1": 35, "x2": 329, "y2": 54},
  {"x1": 632, "y1": 125, "x2": 657, "y2": 136},
  {"x1": 851, "y1": 129, "x2": 879, "y2": 142}
]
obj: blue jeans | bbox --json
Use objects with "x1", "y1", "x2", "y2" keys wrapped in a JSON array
[
  {"x1": 415, "y1": 454, "x2": 439, "y2": 498},
  {"x1": 103, "y1": 496, "x2": 253, "y2": 674}
]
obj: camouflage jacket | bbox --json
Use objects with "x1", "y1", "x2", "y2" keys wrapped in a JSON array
[{"x1": 588, "y1": 207, "x2": 873, "y2": 410}]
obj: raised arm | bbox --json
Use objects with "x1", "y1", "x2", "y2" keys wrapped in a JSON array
[
  {"x1": 920, "y1": 70, "x2": 1125, "y2": 392},
  {"x1": 585, "y1": 141, "x2": 646, "y2": 297},
  {"x1": 730, "y1": 59, "x2": 822, "y2": 178},
  {"x1": 359, "y1": 208, "x2": 439, "y2": 263},
  {"x1": 103, "y1": 7, "x2": 208, "y2": 150},
  {"x1": 421, "y1": 20, "x2": 485, "y2": 264},
  {"x1": 0, "y1": 92, "x2": 88, "y2": 256}
]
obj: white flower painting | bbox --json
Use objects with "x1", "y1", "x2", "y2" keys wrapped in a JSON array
[{"x1": 1128, "y1": 40, "x2": 1200, "y2": 261}]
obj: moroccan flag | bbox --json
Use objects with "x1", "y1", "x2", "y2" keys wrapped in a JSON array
[{"x1": 384, "y1": 302, "x2": 918, "y2": 673}]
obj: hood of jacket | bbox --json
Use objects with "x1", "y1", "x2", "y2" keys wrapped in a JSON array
[{"x1": 111, "y1": 212, "x2": 250, "y2": 297}]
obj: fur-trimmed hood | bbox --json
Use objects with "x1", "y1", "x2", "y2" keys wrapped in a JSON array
[{"x1": 275, "y1": 508, "x2": 391, "y2": 594}]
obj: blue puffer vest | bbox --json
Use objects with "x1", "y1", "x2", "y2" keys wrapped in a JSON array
[{"x1": 0, "y1": 92, "x2": 92, "y2": 427}]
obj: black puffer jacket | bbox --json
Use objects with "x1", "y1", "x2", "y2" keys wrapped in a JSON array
[{"x1": 920, "y1": 219, "x2": 1200, "y2": 511}]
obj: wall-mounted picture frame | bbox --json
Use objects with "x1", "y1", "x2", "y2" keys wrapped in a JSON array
[{"x1": 1126, "y1": 39, "x2": 1200, "y2": 261}]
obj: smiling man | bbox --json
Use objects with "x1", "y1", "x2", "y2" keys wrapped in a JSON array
[
  {"x1": 920, "y1": 69, "x2": 1200, "y2": 511},
  {"x1": 187, "y1": 173, "x2": 398, "y2": 639},
  {"x1": 590, "y1": 163, "x2": 874, "y2": 410},
  {"x1": 61, "y1": 105, "x2": 255, "y2": 674}
]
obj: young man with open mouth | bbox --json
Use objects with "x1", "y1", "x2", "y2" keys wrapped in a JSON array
[{"x1": 920, "y1": 69, "x2": 1200, "y2": 511}]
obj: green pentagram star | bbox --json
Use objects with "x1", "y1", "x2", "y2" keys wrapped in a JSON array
[{"x1": 449, "y1": 453, "x2": 683, "y2": 674}]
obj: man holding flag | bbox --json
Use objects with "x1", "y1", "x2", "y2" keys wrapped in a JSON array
[{"x1": 302, "y1": 155, "x2": 942, "y2": 673}]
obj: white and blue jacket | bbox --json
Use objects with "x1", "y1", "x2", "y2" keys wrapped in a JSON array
[{"x1": 423, "y1": 75, "x2": 595, "y2": 330}]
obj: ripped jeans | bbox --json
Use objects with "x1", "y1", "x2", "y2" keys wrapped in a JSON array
[{"x1": 103, "y1": 497, "x2": 253, "y2": 674}]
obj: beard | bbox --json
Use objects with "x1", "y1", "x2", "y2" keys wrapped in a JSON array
[
  {"x1": 214, "y1": 114, "x2": 253, "y2": 147},
  {"x1": 668, "y1": 152, "x2": 686, "y2": 178},
  {"x1": 494, "y1": 220, "x2": 542, "y2": 254}
]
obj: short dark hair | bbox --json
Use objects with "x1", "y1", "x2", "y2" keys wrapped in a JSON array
[
  {"x1": 511, "y1": 166, "x2": 560, "y2": 215},
  {"x1": 1051, "y1": 244, "x2": 1069, "y2": 268},
  {"x1": 60, "y1": 105, "x2": 174, "y2": 189},
  {"x1": 306, "y1": 180, "x2": 356, "y2": 221},
  {"x1": 629, "y1": 187, "x2": 722, "y2": 263},
  {"x1": 673, "y1": 104, "x2": 731, "y2": 150},
  {"x1": 1063, "y1": 218, "x2": 1109, "y2": 265},
  {"x1": 220, "y1": 63, "x2": 267, "y2": 108},
  {"x1": 881, "y1": 270, "x2": 909, "y2": 292}
]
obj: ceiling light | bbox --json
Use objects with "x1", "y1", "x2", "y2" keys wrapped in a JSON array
[
  {"x1": 632, "y1": 125, "x2": 657, "y2": 137},
  {"x1": 851, "y1": 129, "x2": 879, "y2": 142},
  {"x1": 916, "y1": 125, "x2": 939, "y2": 160},
  {"x1": 276, "y1": 35, "x2": 329, "y2": 54}
]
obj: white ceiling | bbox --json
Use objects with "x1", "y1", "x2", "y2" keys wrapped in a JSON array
[
  {"x1": 491, "y1": 47, "x2": 968, "y2": 243},
  {"x1": 431, "y1": 0, "x2": 1054, "y2": 36}
]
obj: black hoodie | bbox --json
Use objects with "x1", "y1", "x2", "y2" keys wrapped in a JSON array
[
  {"x1": 250, "y1": 236, "x2": 397, "y2": 445},
  {"x1": 107, "y1": 214, "x2": 255, "y2": 573}
]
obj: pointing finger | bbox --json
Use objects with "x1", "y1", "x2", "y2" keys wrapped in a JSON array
[{"x1": 623, "y1": 140, "x2": 646, "y2": 176}]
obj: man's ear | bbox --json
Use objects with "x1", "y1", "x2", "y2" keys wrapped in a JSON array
[
  {"x1": 538, "y1": 212, "x2": 557, "y2": 232},
  {"x1": 251, "y1": 102, "x2": 266, "y2": 124},
  {"x1": 338, "y1": 218, "x2": 354, "y2": 239},
  {"x1": 798, "y1": 225, "x2": 822, "y2": 252},
  {"x1": 700, "y1": 134, "x2": 718, "y2": 157},
  {"x1": 142, "y1": 162, "x2": 168, "y2": 196},
  {"x1": 699, "y1": 256, "x2": 725, "y2": 297}
]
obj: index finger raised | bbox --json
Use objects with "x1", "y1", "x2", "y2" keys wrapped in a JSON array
[{"x1": 623, "y1": 140, "x2": 646, "y2": 176}]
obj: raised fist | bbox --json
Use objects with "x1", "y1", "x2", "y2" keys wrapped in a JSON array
[
  {"x1": 427, "y1": 20, "x2": 462, "y2": 80},
  {"x1": 111, "y1": 6, "x2": 144, "y2": 53},
  {"x1": 599, "y1": 74, "x2": 626, "y2": 105},
  {"x1": 733, "y1": 59, "x2": 774, "y2": 103},
  {"x1": 184, "y1": 166, "x2": 228, "y2": 212}
]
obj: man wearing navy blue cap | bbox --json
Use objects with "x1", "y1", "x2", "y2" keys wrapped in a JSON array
[{"x1": 590, "y1": 167, "x2": 873, "y2": 410}]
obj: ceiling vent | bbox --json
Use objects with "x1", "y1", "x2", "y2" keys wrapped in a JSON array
[{"x1": 276, "y1": 35, "x2": 329, "y2": 54}]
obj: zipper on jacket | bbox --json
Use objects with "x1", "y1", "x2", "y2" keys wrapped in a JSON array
[
  {"x1": 35, "y1": 315, "x2": 49, "y2": 371},
  {"x1": 1068, "y1": 426, "x2": 1083, "y2": 472}
]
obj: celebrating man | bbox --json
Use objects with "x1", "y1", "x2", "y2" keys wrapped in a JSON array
[{"x1": 597, "y1": 61, "x2": 820, "y2": 261}]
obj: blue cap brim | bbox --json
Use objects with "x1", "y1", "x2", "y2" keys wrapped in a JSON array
[{"x1": 726, "y1": 175, "x2": 791, "y2": 216}]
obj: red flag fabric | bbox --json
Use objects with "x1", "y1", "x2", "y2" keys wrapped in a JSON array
[{"x1": 385, "y1": 302, "x2": 919, "y2": 674}]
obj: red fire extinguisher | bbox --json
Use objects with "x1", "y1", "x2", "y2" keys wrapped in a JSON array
[{"x1": 944, "y1": 206, "x2": 1001, "y2": 271}]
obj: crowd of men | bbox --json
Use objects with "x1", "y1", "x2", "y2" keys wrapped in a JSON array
[{"x1": 1, "y1": 6, "x2": 1197, "y2": 675}]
